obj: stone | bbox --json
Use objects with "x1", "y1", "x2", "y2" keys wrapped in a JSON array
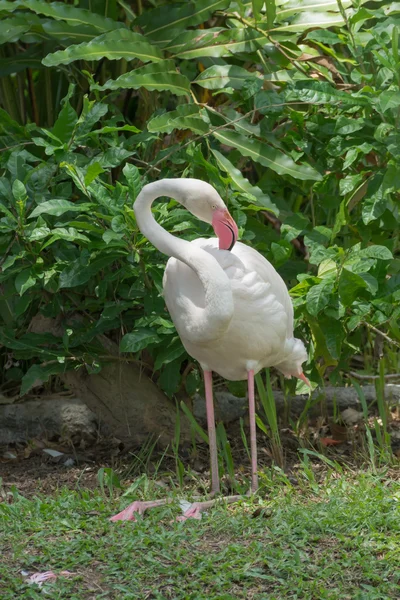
[
  {"x1": 193, "y1": 391, "x2": 248, "y2": 424},
  {"x1": 0, "y1": 397, "x2": 97, "y2": 445}
]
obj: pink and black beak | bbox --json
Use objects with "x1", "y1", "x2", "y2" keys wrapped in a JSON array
[{"x1": 212, "y1": 208, "x2": 239, "y2": 251}]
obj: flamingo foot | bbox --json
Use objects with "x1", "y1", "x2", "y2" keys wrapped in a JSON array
[
  {"x1": 176, "y1": 502, "x2": 204, "y2": 522},
  {"x1": 110, "y1": 499, "x2": 169, "y2": 522}
]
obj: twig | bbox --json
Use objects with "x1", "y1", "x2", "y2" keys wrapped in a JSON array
[
  {"x1": 0, "y1": 141, "x2": 35, "y2": 153},
  {"x1": 362, "y1": 322, "x2": 400, "y2": 350}
]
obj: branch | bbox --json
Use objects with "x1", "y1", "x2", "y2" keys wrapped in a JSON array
[{"x1": 362, "y1": 322, "x2": 400, "y2": 350}]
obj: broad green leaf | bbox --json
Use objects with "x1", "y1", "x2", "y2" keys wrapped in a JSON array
[
  {"x1": 0, "y1": 329, "x2": 60, "y2": 358},
  {"x1": 154, "y1": 336, "x2": 186, "y2": 370},
  {"x1": 167, "y1": 28, "x2": 264, "y2": 59},
  {"x1": 41, "y1": 227, "x2": 90, "y2": 249},
  {"x1": 20, "y1": 362, "x2": 66, "y2": 396},
  {"x1": 148, "y1": 105, "x2": 209, "y2": 135},
  {"x1": 358, "y1": 246, "x2": 393, "y2": 260},
  {"x1": 137, "y1": 0, "x2": 230, "y2": 40},
  {"x1": 120, "y1": 328, "x2": 160, "y2": 353},
  {"x1": 253, "y1": 0, "x2": 264, "y2": 21},
  {"x1": 306, "y1": 278, "x2": 334, "y2": 316},
  {"x1": 338, "y1": 268, "x2": 368, "y2": 306},
  {"x1": 123, "y1": 163, "x2": 142, "y2": 200},
  {"x1": 277, "y1": 0, "x2": 352, "y2": 19},
  {"x1": 42, "y1": 20, "x2": 101, "y2": 43},
  {"x1": 274, "y1": 10, "x2": 345, "y2": 32},
  {"x1": 265, "y1": 0, "x2": 276, "y2": 27},
  {"x1": 362, "y1": 175, "x2": 386, "y2": 225},
  {"x1": 52, "y1": 85, "x2": 77, "y2": 144},
  {"x1": 29, "y1": 200, "x2": 94, "y2": 218},
  {"x1": 159, "y1": 360, "x2": 182, "y2": 397},
  {"x1": 213, "y1": 130, "x2": 322, "y2": 181},
  {"x1": 84, "y1": 163, "x2": 104, "y2": 186},
  {"x1": 287, "y1": 81, "x2": 370, "y2": 106},
  {"x1": 92, "y1": 60, "x2": 191, "y2": 96},
  {"x1": 378, "y1": 90, "x2": 400, "y2": 114},
  {"x1": 0, "y1": 17, "x2": 31, "y2": 44},
  {"x1": 194, "y1": 65, "x2": 261, "y2": 90},
  {"x1": 15, "y1": 269, "x2": 36, "y2": 296},
  {"x1": 211, "y1": 149, "x2": 278, "y2": 214},
  {"x1": 59, "y1": 254, "x2": 119, "y2": 288},
  {"x1": 42, "y1": 30, "x2": 163, "y2": 67},
  {"x1": 23, "y1": 0, "x2": 125, "y2": 31}
]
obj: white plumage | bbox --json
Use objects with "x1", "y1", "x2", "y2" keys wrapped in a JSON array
[{"x1": 164, "y1": 238, "x2": 306, "y2": 381}]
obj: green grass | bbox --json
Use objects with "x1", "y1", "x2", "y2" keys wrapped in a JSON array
[{"x1": 1, "y1": 471, "x2": 400, "y2": 599}]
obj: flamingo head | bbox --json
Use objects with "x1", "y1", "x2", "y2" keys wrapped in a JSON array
[
  {"x1": 174, "y1": 179, "x2": 238, "y2": 251},
  {"x1": 274, "y1": 338, "x2": 311, "y2": 387}
]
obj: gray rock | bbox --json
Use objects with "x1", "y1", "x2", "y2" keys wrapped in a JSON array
[
  {"x1": 0, "y1": 397, "x2": 97, "y2": 445},
  {"x1": 193, "y1": 384, "x2": 400, "y2": 424},
  {"x1": 193, "y1": 391, "x2": 248, "y2": 424}
]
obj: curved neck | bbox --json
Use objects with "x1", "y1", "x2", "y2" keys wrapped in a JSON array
[{"x1": 134, "y1": 180, "x2": 233, "y2": 343}]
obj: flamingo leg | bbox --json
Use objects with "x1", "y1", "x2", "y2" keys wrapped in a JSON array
[
  {"x1": 248, "y1": 369, "x2": 258, "y2": 492},
  {"x1": 204, "y1": 370, "x2": 220, "y2": 494}
]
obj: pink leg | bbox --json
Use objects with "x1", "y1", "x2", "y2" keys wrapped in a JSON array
[
  {"x1": 110, "y1": 499, "x2": 169, "y2": 522},
  {"x1": 248, "y1": 369, "x2": 258, "y2": 492},
  {"x1": 204, "y1": 370, "x2": 220, "y2": 494}
]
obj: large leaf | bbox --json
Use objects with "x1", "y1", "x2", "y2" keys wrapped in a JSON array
[
  {"x1": 286, "y1": 81, "x2": 370, "y2": 106},
  {"x1": 167, "y1": 28, "x2": 264, "y2": 59},
  {"x1": 306, "y1": 279, "x2": 334, "y2": 316},
  {"x1": 136, "y1": 0, "x2": 230, "y2": 40},
  {"x1": 22, "y1": 0, "x2": 125, "y2": 31},
  {"x1": 274, "y1": 10, "x2": 345, "y2": 32},
  {"x1": 194, "y1": 65, "x2": 261, "y2": 90},
  {"x1": 362, "y1": 175, "x2": 386, "y2": 225},
  {"x1": 148, "y1": 105, "x2": 209, "y2": 135},
  {"x1": 276, "y1": 0, "x2": 352, "y2": 19},
  {"x1": 29, "y1": 199, "x2": 94, "y2": 218},
  {"x1": 213, "y1": 130, "x2": 322, "y2": 181},
  {"x1": 42, "y1": 29, "x2": 163, "y2": 67},
  {"x1": 20, "y1": 362, "x2": 66, "y2": 396},
  {"x1": 120, "y1": 328, "x2": 160, "y2": 353},
  {"x1": 92, "y1": 60, "x2": 190, "y2": 96},
  {"x1": 338, "y1": 268, "x2": 368, "y2": 306},
  {"x1": 211, "y1": 149, "x2": 278, "y2": 214}
]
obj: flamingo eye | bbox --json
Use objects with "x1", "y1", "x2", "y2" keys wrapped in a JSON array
[{"x1": 212, "y1": 204, "x2": 216, "y2": 210}]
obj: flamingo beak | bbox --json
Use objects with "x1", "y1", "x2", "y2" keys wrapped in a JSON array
[
  {"x1": 212, "y1": 209, "x2": 239, "y2": 251},
  {"x1": 298, "y1": 372, "x2": 311, "y2": 388}
]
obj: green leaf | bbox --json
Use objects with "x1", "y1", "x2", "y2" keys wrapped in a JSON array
[
  {"x1": 211, "y1": 149, "x2": 278, "y2": 214},
  {"x1": 194, "y1": 65, "x2": 260, "y2": 90},
  {"x1": 52, "y1": 85, "x2": 77, "y2": 144},
  {"x1": 265, "y1": 0, "x2": 276, "y2": 28},
  {"x1": 20, "y1": 362, "x2": 66, "y2": 396},
  {"x1": 213, "y1": 130, "x2": 322, "y2": 181},
  {"x1": 338, "y1": 268, "x2": 368, "y2": 306},
  {"x1": 287, "y1": 81, "x2": 369, "y2": 106},
  {"x1": 362, "y1": 175, "x2": 386, "y2": 225},
  {"x1": 306, "y1": 278, "x2": 334, "y2": 316},
  {"x1": 59, "y1": 254, "x2": 118, "y2": 288},
  {"x1": 137, "y1": 0, "x2": 230, "y2": 40},
  {"x1": 41, "y1": 227, "x2": 90, "y2": 249},
  {"x1": 167, "y1": 28, "x2": 263, "y2": 60},
  {"x1": 84, "y1": 162, "x2": 104, "y2": 186},
  {"x1": 120, "y1": 328, "x2": 160, "y2": 353},
  {"x1": 148, "y1": 105, "x2": 209, "y2": 135},
  {"x1": 159, "y1": 360, "x2": 182, "y2": 397},
  {"x1": 23, "y1": 0, "x2": 125, "y2": 31},
  {"x1": 122, "y1": 163, "x2": 142, "y2": 200},
  {"x1": 154, "y1": 336, "x2": 186, "y2": 371},
  {"x1": 42, "y1": 29, "x2": 163, "y2": 67},
  {"x1": 15, "y1": 269, "x2": 36, "y2": 296},
  {"x1": 274, "y1": 10, "x2": 345, "y2": 32},
  {"x1": 91, "y1": 60, "x2": 191, "y2": 96},
  {"x1": 30, "y1": 199, "x2": 94, "y2": 218},
  {"x1": 378, "y1": 90, "x2": 400, "y2": 114},
  {"x1": 358, "y1": 246, "x2": 393, "y2": 260}
]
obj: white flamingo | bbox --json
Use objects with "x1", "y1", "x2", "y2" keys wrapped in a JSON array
[{"x1": 111, "y1": 178, "x2": 308, "y2": 522}]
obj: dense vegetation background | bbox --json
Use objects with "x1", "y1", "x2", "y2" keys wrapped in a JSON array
[{"x1": 0, "y1": 0, "x2": 399, "y2": 407}]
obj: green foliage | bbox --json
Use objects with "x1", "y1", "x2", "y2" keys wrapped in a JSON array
[{"x1": 0, "y1": 0, "x2": 399, "y2": 397}]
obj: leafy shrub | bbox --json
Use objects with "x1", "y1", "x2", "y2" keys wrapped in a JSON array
[{"x1": 0, "y1": 0, "x2": 399, "y2": 399}]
